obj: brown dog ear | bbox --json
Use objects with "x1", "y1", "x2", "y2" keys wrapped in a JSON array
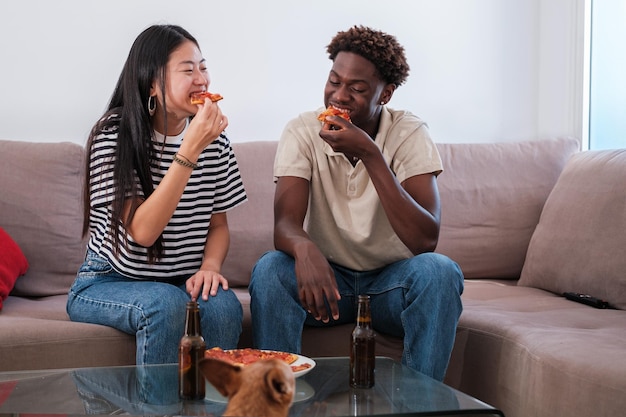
[
  {"x1": 198, "y1": 358, "x2": 243, "y2": 398},
  {"x1": 265, "y1": 366, "x2": 293, "y2": 405}
]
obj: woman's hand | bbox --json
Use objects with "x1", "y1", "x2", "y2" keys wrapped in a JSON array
[
  {"x1": 181, "y1": 101, "x2": 229, "y2": 159},
  {"x1": 186, "y1": 212, "x2": 231, "y2": 302},
  {"x1": 186, "y1": 269, "x2": 230, "y2": 302}
]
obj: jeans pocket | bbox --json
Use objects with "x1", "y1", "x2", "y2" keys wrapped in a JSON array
[
  {"x1": 78, "y1": 250, "x2": 114, "y2": 277},
  {"x1": 70, "y1": 251, "x2": 116, "y2": 301}
]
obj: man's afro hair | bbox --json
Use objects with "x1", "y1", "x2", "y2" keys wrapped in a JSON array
[{"x1": 326, "y1": 25, "x2": 410, "y2": 86}]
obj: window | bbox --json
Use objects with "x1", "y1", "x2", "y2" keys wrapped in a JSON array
[{"x1": 588, "y1": 0, "x2": 626, "y2": 150}]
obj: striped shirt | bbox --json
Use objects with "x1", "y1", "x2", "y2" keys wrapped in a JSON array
[{"x1": 87, "y1": 116, "x2": 247, "y2": 280}]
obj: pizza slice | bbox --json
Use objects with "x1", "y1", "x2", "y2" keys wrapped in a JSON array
[
  {"x1": 317, "y1": 106, "x2": 351, "y2": 124},
  {"x1": 205, "y1": 348, "x2": 307, "y2": 372},
  {"x1": 190, "y1": 92, "x2": 224, "y2": 105}
]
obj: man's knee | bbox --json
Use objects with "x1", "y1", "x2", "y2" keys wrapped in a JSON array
[
  {"x1": 253, "y1": 250, "x2": 286, "y2": 272},
  {"x1": 250, "y1": 251, "x2": 293, "y2": 292},
  {"x1": 411, "y1": 252, "x2": 464, "y2": 293}
]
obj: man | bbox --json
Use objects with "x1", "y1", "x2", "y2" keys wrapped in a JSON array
[{"x1": 249, "y1": 25, "x2": 463, "y2": 381}]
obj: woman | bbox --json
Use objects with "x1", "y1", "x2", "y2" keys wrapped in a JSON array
[{"x1": 67, "y1": 24, "x2": 247, "y2": 364}]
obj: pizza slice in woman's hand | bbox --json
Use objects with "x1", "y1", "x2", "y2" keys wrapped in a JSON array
[{"x1": 190, "y1": 92, "x2": 224, "y2": 105}]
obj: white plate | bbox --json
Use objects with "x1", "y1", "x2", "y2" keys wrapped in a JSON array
[
  {"x1": 204, "y1": 349, "x2": 316, "y2": 378},
  {"x1": 205, "y1": 378, "x2": 315, "y2": 404},
  {"x1": 291, "y1": 354, "x2": 316, "y2": 378}
]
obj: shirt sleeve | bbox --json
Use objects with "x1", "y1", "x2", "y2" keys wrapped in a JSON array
[
  {"x1": 88, "y1": 130, "x2": 119, "y2": 209},
  {"x1": 212, "y1": 136, "x2": 248, "y2": 212},
  {"x1": 388, "y1": 116, "x2": 443, "y2": 182},
  {"x1": 273, "y1": 112, "x2": 318, "y2": 181}
]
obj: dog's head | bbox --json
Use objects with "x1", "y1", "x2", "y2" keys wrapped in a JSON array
[{"x1": 199, "y1": 358, "x2": 295, "y2": 417}]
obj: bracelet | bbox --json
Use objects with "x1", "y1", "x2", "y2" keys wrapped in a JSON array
[
  {"x1": 173, "y1": 153, "x2": 198, "y2": 169},
  {"x1": 176, "y1": 153, "x2": 196, "y2": 165}
]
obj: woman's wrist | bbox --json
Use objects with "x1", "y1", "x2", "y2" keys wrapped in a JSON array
[
  {"x1": 173, "y1": 153, "x2": 198, "y2": 169},
  {"x1": 178, "y1": 139, "x2": 203, "y2": 162}
]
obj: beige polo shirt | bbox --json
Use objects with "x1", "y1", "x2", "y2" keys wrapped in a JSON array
[{"x1": 274, "y1": 107, "x2": 443, "y2": 271}]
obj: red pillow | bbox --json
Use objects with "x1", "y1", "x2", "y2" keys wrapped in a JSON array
[{"x1": 0, "y1": 227, "x2": 28, "y2": 310}]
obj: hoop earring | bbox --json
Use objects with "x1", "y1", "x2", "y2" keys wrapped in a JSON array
[{"x1": 147, "y1": 96, "x2": 156, "y2": 116}]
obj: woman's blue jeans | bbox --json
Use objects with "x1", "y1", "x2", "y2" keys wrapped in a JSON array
[
  {"x1": 249, "y1": 251, "x2": 464, "y2": 381},
  {"x1": 67, "y1": 249, "x2": 243, "y2": 365}
]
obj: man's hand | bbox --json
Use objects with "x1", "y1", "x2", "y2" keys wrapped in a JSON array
[
  {"x1": 274, "y1": 176, "x2": 341, "y2": 322},
  {"x1": 294, "y1": 243, "x2": 341, "y2": 323},
  {"x1": 319, "y1": 117, "x2": 375, "y2": 162}
]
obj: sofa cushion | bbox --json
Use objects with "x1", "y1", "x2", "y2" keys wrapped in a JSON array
[
  {"x1": 0, "y1": 315, "x2": 135, "y2": 371},
  {"x1": 0, "y1": 227, "x2": 29, "y2": 310},
  {"x1": 518, "y1": 149, "x2": 626, "y2": 310},
  {"x1": 447, "y1": 280, "x2": 626, "y2": 417},
  {"x1": 435, "y1": 137, "x2": 580, "y2": 279},
  {"x1": 0, "y1": 140, "x2": 87, "y2": 297}
]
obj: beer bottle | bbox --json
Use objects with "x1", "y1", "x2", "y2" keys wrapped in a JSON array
[
  {"x1": 178, "y1": 301, "x2": 206, "y2": 400},
  {"x1": 350, "y1": 294, "x2": 375, "y2": 388}
]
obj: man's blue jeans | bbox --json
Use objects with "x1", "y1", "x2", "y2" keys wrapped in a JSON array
[
  {"x1": 249, "y1": 251, "x2": 464, "y2": 381},
  {"x1": 67, "y1": 249, "x2": 242, "y2": 365}
]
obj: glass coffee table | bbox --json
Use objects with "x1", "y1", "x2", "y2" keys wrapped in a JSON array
[{"x1": 0, "y1": 357, "x2": 504, "y2": 416}]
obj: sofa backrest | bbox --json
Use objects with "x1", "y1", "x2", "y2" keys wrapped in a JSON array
[
  {"x1": 223, "y1": 141, "x2": 278, "y2": 287},
  {"x1": 435, "y1": 137, "x2": 580, "y2": 279},
  {"x1": 223, "y1": 137, "x2": 581, "y2": 285},
  {"x1": 518, "y1": 148, "x2": 626, "y2": 310},
  {"x1": 0, "y1": 139, "x2": 278, "y2": 295},
  {"x1": 0, "y1": 139, "x2": 88, "y2": 297},
  {"x1": 0, "y1": 137, "x2": 581, "y2": 296}
]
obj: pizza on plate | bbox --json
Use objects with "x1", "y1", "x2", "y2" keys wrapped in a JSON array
[{"x1": 205, "y1": 347, "x2": 311, "y2": 373}]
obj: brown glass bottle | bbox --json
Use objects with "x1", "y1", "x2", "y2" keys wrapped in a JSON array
[
  {"x1": 178, "y1": 301, "x2": 206, "y2": 400},
  {"x1": 350, "y1": 294, "x2": 375, "y2": 388}
]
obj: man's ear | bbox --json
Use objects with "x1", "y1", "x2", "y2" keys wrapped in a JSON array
[{"x1": 379, "y1": 83, "x2": 397, "y2": 105}]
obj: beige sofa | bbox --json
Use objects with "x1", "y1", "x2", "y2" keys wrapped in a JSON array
[{"x1": 1, "y1": 137, "x2": 625, "y2": 417}]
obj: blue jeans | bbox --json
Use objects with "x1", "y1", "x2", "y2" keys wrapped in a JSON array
[
  {"x1": 67, "y1": 249, "x2": 243, "y2": 365},
  {"x1": 249, "y1": 251, "x2": 464, "y2": 381}
]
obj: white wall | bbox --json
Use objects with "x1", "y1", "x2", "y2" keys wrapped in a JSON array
[{"x1": 0, "y1": 0, "x2": 586, "y2": 146}]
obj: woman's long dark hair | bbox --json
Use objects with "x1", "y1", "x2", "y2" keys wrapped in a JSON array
[{"x1": 83, "y1": 25, "x2": 200, "y2": 262}]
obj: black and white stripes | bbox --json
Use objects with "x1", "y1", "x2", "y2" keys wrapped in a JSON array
[{"x1": 86, "y1": 119, "x2": 247, "y2": 280}]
